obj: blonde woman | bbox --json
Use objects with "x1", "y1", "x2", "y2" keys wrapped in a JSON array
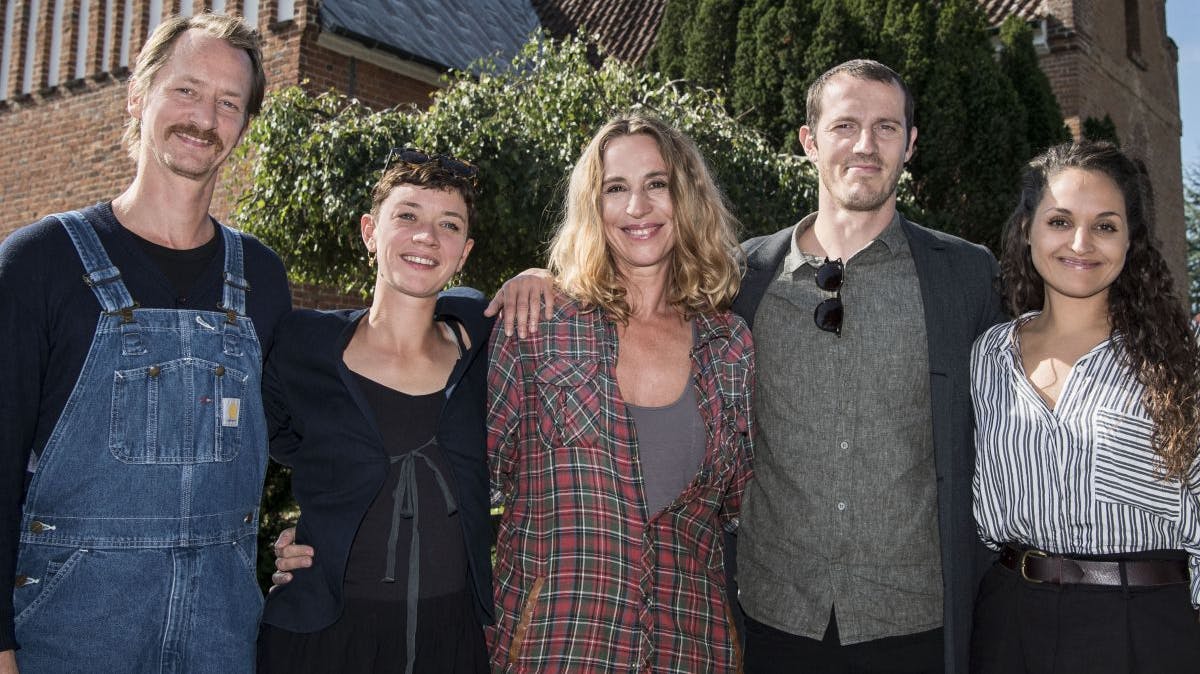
[{"x1": 486, "y1": 114, "x2": 754, "y2": 672}]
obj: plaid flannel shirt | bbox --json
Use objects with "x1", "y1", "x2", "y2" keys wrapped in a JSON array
[{"x1": 486, "y1": 299, "x2": 754, "y2": 673}]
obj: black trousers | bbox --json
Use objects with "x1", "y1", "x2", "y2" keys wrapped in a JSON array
[
  {"x1": 744, "y1": 606, "x2": 944, "y2": 674},
  {"x1": 971, "y1": 561, "x2": 1200, "y2": 673}
]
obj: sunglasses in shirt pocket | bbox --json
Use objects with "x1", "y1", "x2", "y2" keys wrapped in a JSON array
[{"x1": 1092, "y1": 407, "x2": 1182, "y2": 521}]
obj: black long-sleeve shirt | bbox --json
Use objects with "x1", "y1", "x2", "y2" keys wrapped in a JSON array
[{"x1": 0, "y1": 202, "x2": 291, "y2": 651}]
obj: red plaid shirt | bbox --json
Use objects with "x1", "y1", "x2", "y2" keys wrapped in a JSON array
[{"x1": 486, "y1": 299, "x2": 754, "y2": 673}]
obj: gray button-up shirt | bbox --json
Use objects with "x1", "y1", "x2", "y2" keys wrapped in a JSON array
[{"x1": 738, "y1": 211, "x2": 943, "y2": 644}]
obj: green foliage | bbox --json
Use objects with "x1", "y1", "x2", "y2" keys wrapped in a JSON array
[
  {"x1": 998, "y1": 16, "x2": 1071, "y2": 156},
  {"x1": 681, "y1": 0, "x2": 744, "y2": 88},
  {"x1": 1082, "y1": 114, "x2": 1121, "y2": 146},
  {"x1": 911, "y1": 0, "x2": 1026, "y2": 251},
  {"x1": 234, "y1": 33, "x2": 816, "y2": 299},
  {"x1": 730, "y1": 0, "x2": 811, "y2": 149}
]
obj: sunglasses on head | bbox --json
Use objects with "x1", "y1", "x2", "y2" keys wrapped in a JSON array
[
  {"x1": 383, "y1": 147, "x2": 478, "y2": 184},
  {"x1": 813, "y1": 257, "x2": 844, "y2": 336}
]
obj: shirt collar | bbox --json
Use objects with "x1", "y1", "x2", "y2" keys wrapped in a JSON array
[{"x1": 779, "y1": 210, "x2": 906, "y2": 278}]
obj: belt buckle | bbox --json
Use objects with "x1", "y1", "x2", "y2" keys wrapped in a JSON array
[{"x1": 1020, "y1": 548, "x2": 1048, "y2": 583}]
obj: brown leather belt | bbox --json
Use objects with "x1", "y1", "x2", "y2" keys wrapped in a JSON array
[{"x1": 1000, "y1": 545, "x2": 1188, "y2": 587}]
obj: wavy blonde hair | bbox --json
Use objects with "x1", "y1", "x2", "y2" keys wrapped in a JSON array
[{"x1": 548, "y1": 114, "x2": 741, "y2": 322}]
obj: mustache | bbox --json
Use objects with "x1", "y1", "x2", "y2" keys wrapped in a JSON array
[
  {"x1": 845, "y1": 153, "x2": 882, "y2": 168},
  {"x1": 168, "y1": 124, "x2": 223, "y2": 151}
]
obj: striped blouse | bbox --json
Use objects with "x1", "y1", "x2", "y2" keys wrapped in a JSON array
[{"x1": 971, "y1": 313, "x2": 1200, "y2": 605}]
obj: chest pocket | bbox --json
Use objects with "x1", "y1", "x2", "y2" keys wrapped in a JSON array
[
  {"x1": 109, "y1": 357, "x2": 248, "y2": 464},
  {"x1": 535, "y1": 358, "x2": 602, "y2": 449},
  {"x1": 1093, "y1": 407, "x2": 1182, "y2": 521}
]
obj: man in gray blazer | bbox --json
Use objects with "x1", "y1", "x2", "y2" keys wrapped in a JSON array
[{"x1": 732, "y1": 60, "x2": 1006, "y2": 674}]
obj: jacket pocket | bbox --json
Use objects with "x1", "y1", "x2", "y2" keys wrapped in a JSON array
[
  {"x1": 110, "y1": 357, "x2": 248, "y2": 464},
  {"x1": 1093, "y1": 407, "x2": 1181, "y2": 520},
  {"x1": 508, "y1": 575, "x2": 546, "y2": 665}
]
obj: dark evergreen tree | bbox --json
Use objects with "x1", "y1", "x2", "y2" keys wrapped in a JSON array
[
  {"x1": 729, "y1": 0, "x2": 813, "y2": 149},
  {"x1": 1082, "y1": 114, "x2": 1121, "y2": 146},
  {"x1": 907, "y1": 0, "x2": 1025, "y2": 250},
  {"x1": 998, "y1": 15, "x2": 1071, "y2": 157},
  {"x1": 681, "y1": 0, "x2": 744, "y2": 89}
]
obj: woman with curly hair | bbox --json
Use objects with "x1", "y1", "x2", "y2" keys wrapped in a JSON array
[
  {"x1": 970, "y1": 141, "x2": 1200, "y2": 672},
  {"x1": 485, "y1": 113, "x2": 754, "y2": 672}
]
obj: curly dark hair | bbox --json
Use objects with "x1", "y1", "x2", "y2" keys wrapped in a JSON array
[{"x1": 999, "y1": 141, "x2": 1200, "y2": 480}]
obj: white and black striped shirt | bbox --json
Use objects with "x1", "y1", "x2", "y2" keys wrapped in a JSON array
[{"x1": 971, "y1": 313, "x2": 1200, "y2": 605}]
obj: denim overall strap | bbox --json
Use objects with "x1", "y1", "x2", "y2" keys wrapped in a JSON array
[
  {"x1": 386, "y1": 435, "x2": 458, "y2": 674},
  {"x1": 218, "y1": 225, "x2": 249, "y2": 318},
  {"x1": 53, "y1": 211, "x2": 136, "y2": 315}
]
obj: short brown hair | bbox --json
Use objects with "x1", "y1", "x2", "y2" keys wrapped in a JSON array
[
  {"x1": 123, "y1": 13, "x2": 265, "y2": 159},
  {"x1": 806, "y1": 59, "x2": 914, "y2": 143},
  {"x1": 370, "y1": 157, "x2": 479, "y2": 233}
]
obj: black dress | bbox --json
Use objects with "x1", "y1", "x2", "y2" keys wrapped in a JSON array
[{"x1": 258, "y1": 370, "x2": 487, "y2": 674}]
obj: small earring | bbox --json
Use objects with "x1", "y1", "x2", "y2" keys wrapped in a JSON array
[{"x1": 368, "y1": 249, "x2": 376, "y2": 265}]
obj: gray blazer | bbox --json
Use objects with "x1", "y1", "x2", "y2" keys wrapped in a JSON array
[{"x1": 730, "y1": 215, "x2": 1008, "y2": 674}]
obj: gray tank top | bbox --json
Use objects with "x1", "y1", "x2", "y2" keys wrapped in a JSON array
[{"x1": 627, "y1": 382, "x2": 707, "y2": 517}]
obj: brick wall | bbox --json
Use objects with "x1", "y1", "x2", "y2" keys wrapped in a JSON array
[{"x1": 1036, "y1": 0, "x2": 1186, "y2": 297}]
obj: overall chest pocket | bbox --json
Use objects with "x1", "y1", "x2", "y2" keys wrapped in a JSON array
[
  {"x1": 109, "y1": 357, "x2": 248, "y2": 464},
  {"x1": 1093, "y1": 407, "x2": 1182, "y2": 521}
]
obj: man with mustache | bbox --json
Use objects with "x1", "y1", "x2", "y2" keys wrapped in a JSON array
[
  {"x1": 0, "y1": 13, "x2": 289, "y2": 674},
  {"x1": 732, "y1": 60, "x2": 1006, "y2": 673}
]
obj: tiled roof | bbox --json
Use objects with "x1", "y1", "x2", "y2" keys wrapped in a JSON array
[
  {"x1": 976, "y1": 0, "x2": 1046, "y2": 27},
  {"x1": 319, "y1": 0, "x2": 541, "y2": 71},
  {"x1": 532, "y1": 0, "x2": 668, "y2": 63}
]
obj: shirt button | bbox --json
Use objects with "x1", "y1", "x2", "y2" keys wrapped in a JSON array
[
  {"x1": 14, "y1": 575, "x2": 30, "y2": 587},
  {"x1": 839, "y1": 441, "x2": 849, "y2": 449},
  {"x1": 243, "y1": 512, "x2": 254, "y2": 523},
  {"x1": 29, "y1": 520, "x2": 46, "y2": 533},
  {"x1": 837, "y1": 502, "x2": 847, "y2": 512}
]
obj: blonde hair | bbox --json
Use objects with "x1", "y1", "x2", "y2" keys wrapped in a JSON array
[
  {"x1": 548, "y1": 114, "x2": 741, "y2": 322},
  {"x1": 124, "y1": 13, "x2": 265, "y2": 160}
]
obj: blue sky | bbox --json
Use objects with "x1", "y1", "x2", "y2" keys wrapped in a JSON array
[{"x1": 1168, "y1": 1, "x2": 1199, "y2": 171}]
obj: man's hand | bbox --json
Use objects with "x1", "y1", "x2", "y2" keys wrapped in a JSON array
[
  {"x1": 483, "y1": 269, "x2": 556, "y2": 338},
  {"x1": 0, "y1": 649, "x2": 18, "y2": 673},
  {"x1": 269, "y1": 526, "x2": 313, "y2": 591}
]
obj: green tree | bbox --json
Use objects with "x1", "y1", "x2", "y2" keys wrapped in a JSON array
[
  {"x1": 1082, "y1": 114, "x2": 1121, "y2": 146},
  {"x1": 645, "y1": 0, "x2": 743, "y2": 91},
  {"x1": 998, "y1": 16, "x2": 1071, "y2": 156},
  {"x1": 730, "y1": 0, "x2": 811, "y2": 149},
  {"x1": 912, "y1": 0, "x2": 1026, "y2": 250}
]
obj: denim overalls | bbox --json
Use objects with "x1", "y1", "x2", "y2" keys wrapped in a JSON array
[{"x1": 12, "y1": 211, "x2": 266, "y2": 673}]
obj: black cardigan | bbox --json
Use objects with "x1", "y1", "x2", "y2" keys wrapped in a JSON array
[{"x1": 259, "y1": 294, "x2": 495, "y2": 632}]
